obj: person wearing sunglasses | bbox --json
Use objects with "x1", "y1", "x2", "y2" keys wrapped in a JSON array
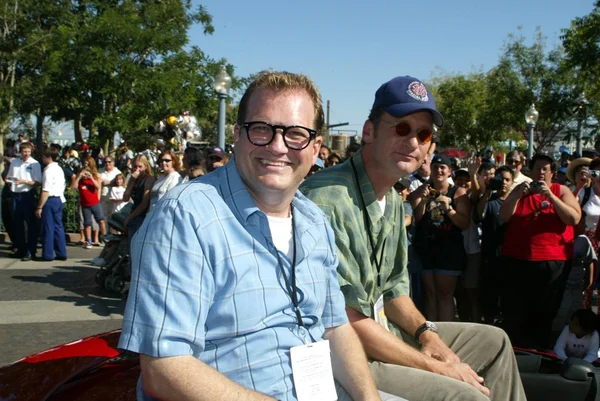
[
  {"x1": 302, "y1": 76, "x2": 525, "y2": 401},
  {"x1": 99, "y1": 157, "x2": 121, "y2": 225},
  {"x1": 119, "y1": 71, "x2": 393, "y2": 401},
  {"x1": 505, "y1": 150, "x2": 532, "y2": 191},
  {"x1": 149, "y1": 150, "x2": 182, "y2": 210}
]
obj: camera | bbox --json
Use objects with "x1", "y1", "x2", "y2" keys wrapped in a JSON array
[
  {"x1": 488, "y1": 177, "x2": 503, "y2": 191},
  {"x1": 529, "y1": 181, "x2": 543, "y2": 194},
  {"x1": 428, "y1": 188, "x2": 440, "y2": 198},
  {"x1": 591, "y1": 170, "x2": 600, "y2": 179}
]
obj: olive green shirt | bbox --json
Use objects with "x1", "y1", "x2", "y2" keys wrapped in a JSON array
[{"x1": 300, "y1": 150, "x2": 410, "y2": 335}]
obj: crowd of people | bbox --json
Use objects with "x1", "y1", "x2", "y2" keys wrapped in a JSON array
[
  {"x1": 5, "y1": 70, "x2": 600, "y2": 400},
  {"x1": 1, "y1": 138, "x2": 230, "y2": 263},
  {"x1": 309, "y1": 133, "x2": 600, "y2": 355}
]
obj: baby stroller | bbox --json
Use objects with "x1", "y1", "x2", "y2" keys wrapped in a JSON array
[{"x1": 94, "y1": 203, "x2": 132, "y2": 294}]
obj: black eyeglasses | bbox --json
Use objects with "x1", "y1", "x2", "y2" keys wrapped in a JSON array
[
  {"x1": 242, "y1": 121, "x2": 317, "y2": 150},
  {"x1": 159, "y1": 159, "x2": 172, "y2": 163},
  {"x1": 378, "y1": 119, "x2": 434, "y2": 143}
]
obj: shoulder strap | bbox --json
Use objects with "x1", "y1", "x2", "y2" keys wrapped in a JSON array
[
  {"x1": 415, "y1": 174, "x2": 428, "y2": 184},
  {"x1": 581, "y1": 186, "x2": 592, "y2": 207},
  {"x1": 447, "y1": 185, "x2": 459, "y2": 203}
]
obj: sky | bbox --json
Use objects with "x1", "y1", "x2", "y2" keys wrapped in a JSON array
[{"x1": 189, "y1": 0, "x2": 595, "y2": 137}]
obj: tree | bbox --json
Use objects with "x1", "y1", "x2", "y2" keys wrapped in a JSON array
[
  {"x1": 434, "y1": 27, "x2": 582, "y2": 155},
  {"x1": 434, "y1": 72, "x2": 513, "y2": 151},
  {"x1": 2, "y1": 1, "x2": 248, "y2": 156},
  {"x1": 562, "y1": 1, "x2": 600, "y2": 138},
  {"x1": 498, "y1": 27, "x2": 582, "y2": 153}
]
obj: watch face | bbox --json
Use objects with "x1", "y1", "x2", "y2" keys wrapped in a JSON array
[{"x1": 426, "y1": 321, "x2": 438, "y2": 332}]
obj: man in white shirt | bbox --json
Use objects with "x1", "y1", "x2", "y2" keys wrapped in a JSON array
[
  {"x1": 506, "y1": 150, "x2": 532, "y2": 190},
  {"x1": 7, "y1": 142, "x2": 42, "y2": 261},
  {"x1": 35, "y1": 149, "x2": 68, "y2": 261}
]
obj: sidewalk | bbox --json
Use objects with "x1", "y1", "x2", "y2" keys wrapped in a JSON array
[{"x1": 0, "y1": 242, "x2": 126, "y2": 366}]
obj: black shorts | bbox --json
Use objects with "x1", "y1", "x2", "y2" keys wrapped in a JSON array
[
  {"x1": 82, "y1": 203, "x2": 104, "y2": 226},
  {"x1": 418, "y1": 235, "x2": 466, "y2": 276}
]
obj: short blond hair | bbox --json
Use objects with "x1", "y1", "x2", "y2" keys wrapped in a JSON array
[{"x1": 237, "y1": 71, "x2": 324, "y2": 131}]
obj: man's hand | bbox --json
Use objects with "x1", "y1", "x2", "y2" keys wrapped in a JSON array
[
  {"x1": 513, "y1": 181, "x2": 529, "y2": 198},
  {"x1": 35, "y1": 208, "x2": 42, "y2": 219},
  {"x1": 419, "y1": 332, "x2": 460, "y2": 363},
  {"x1": 414, "y1": 184, "x2": 430, "y2": 199},
  {"x1": 431, "y1": 360, "x2": 490, "y2": 397},
  {"x1": 467, "y1": 157, "x2": 481, "y2": 176},
  {"x1": 537, "y1": 181, "x2": 553, "y2": 199},
  {"x1": 435, "y1": 195, "x2": 452, "y2": 212}
]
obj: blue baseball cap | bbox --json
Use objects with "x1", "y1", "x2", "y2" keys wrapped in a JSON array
[{"x1": 372, "y1": 76, "x2": 444, "y2": 127}]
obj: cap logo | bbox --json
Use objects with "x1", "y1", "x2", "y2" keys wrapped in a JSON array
[{"x1": 406, "y1": 81, "x2": 429, "y2": 102}]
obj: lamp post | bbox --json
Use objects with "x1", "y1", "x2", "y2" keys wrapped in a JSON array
[
  {"x1": 214, "y1": 65, "x2": 232, "y2": 150},
  {"x1": 575, "y1": 92, "x2": 588, "y2": 156},
  {"x1": 525, "y1": 103, "x2": 539, "y2": 161}
]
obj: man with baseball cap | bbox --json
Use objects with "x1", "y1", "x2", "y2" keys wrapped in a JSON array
[{"x1": 302, "y1": 76, "x2": 525, "y2": 400}]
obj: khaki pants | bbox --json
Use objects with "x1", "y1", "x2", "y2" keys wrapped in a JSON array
[
  {"x1": 334, "y1": 381, "x2": 408, "y2": 401},
  {"x1": 370, "y1": 323, "x2": 526, "y2": 401}
]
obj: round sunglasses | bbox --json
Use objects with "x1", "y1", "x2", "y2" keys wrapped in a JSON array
[{"x1": 379, "y1": 120, "x2": 434, "y2": 143}]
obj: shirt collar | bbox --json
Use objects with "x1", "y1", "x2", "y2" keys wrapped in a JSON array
[
  {"x1": 219, "y1": 155, "x2": 322, "y2": 227},
  {"x1": 351, "y1": 150, "x2": 396, "y2": 226}
]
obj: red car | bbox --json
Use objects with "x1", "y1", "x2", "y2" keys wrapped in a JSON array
[
  {"x1": 1, "y1": 331, "x2": 599, "y2": 401},
  {"x1": 0, "y1": 330, "x2": 137, "y2": 401}
]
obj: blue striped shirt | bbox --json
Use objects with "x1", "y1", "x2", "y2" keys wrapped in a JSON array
[{"x1": 119, "y1": 157, "x2": 348, "y2": 400}]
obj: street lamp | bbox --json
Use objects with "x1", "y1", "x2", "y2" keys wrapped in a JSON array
[
  {"x1": 525, "y1": 103, "x2": 539, "y2": 161},
  {"x1": 214, "y1": 65, "x2": 232, "y2": 150},
  {"x1": 575, "y1": 92, "x2": 588, "y2": 156}
]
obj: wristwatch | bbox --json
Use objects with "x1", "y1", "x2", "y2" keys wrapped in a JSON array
[{"x1": 415, "y1": 321, "x2": 438, "y2": 343}]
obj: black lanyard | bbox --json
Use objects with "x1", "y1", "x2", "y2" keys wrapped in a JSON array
[
  {"x1": 274, "y1": 207, "x2": 304, "y2": 329},
  {"x1": 350, "y1": 158, "x2": 386, "y2": 288}
]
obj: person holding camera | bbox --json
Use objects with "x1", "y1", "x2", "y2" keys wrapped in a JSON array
[
  {"x1": 571, "y1": 158, "x2": 600, "y2": 309},
  {"x1": 413, "y1": 153, "x2": 471, "y2": 321},
  {"x1": 475, "y1": 166, "x2": 514, "y2": 324},
  {"x1": 499, "y1": 154, "x2": 581, "y2": 349},
  {"x1": 567, "y1": 157, "x2": 592, "y2": 195},
  {"x1": 75, "y1": 163, "x2": 107, "y2": 249}
]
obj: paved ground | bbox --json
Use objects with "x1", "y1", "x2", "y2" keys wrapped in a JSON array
[{"x1": 0, "y1": 243, "x2": 125, "y2": 367}]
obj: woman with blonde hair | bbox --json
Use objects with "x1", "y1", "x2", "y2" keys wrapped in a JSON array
[{"x1": 123, "y1": 154, "x2": 155, "y2": 239}]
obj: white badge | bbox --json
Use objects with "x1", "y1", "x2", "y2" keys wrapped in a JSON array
[
  {"x1": 290, "y1": 340, "x2": 338, "y2": 401},
  {"x1": 373, "y1": 294, "x2": 390, "y2": 331}
]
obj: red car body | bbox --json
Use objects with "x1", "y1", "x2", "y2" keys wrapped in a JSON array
[{"x1": 0, "y1": 330, "x2": 138, "y2": 401}]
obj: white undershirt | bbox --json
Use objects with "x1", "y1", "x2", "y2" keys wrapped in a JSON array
[
  {"x1": 377, "y1": 197, "x2": 386, "y2": 215},
  {"x1": 267, "y1": 215, "x2": 294, "y2": 260}
]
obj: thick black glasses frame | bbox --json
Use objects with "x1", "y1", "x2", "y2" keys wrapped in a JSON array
[{"x1": 242, "y1": 121, "x2": 317, "y2": 150}]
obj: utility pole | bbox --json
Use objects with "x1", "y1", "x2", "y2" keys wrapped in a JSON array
[{"x1": 325, "y1": 100, "x2": 330, "y2": 147}]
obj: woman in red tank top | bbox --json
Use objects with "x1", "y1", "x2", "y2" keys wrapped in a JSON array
[{"x1": 499, "y1": 154, "x2": 581, "y2": 349}]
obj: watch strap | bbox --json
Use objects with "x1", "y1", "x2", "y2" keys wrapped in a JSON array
[{"x1": 414, "y1": 321, "x2": 437, "y2": 343}]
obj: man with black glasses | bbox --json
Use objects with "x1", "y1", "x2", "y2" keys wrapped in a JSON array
[
  {"x1": 302, "y1": 76, "x2": 526, "y2": 401},
  {"x1": 119, "y1": 71, "x2": 400, "y2": 401}
]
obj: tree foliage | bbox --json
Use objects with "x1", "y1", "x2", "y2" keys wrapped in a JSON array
[
  {"x1": 434, "y1": 27, "x2": 583, "y2": 154},
  {"x1": 1, "y1": 1, "x2": 246, "y2": 153},
  {"x1": 562, "y1": 1, "x2": 600, "y2": 136}
]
